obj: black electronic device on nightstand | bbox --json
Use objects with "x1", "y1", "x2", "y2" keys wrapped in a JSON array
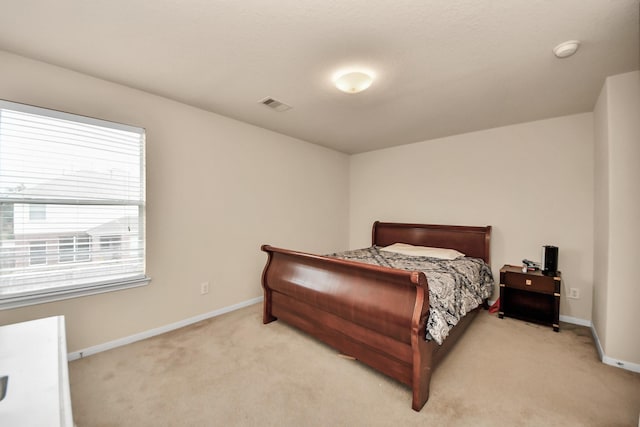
[{"x1": 541, "y1": 245, "x2": 559, "y2": 276}]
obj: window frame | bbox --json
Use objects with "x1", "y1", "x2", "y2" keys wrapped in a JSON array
[{"x1": 0, "y1": 99, "x2": 150, "y2": 310}]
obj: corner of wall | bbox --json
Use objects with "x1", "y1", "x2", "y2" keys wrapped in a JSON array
[
  {"x1": 591, "y1": 70, "x2": 640, "y2": 366},
  {"x1": 591, "y1": 74, "x2": 610, "y2": 351}
]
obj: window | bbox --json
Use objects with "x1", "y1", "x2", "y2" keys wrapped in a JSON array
[
  {"x1": 100, "y1": 235, "x2": 122, "y2": 260},
  {"x1": 58, "y1": 235, "x2": 92, "y2": 263},
  {"x1": 58, "y1": 237, "x2": 75, "y2": 263},
  {"x1": 29, "y1": 204, "x2": 46, "y2": 220},
  {"x1": 0, "y1": 100, "x2": 148, "y2": 309},
  {"x1": 76, "y1": 235, "x2": 91, "y2": 262},
  {"x1": 29, "y1": 241, "x2": 47, "y2": 266}
]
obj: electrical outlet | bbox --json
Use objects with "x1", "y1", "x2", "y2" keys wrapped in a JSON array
[
  {"x1": 568, "y1": 288, "x2": 579, "y2": 299},
  {"x1": 200, "y1": 282, "x2": 209, "y2": 295}
]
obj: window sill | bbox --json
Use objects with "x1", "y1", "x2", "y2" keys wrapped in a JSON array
[{"x1": 0, "y1": 276, "x2": 151, "y2": 311}]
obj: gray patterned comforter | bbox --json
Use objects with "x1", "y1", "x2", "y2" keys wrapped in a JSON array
[{"x1": 327, "y1": 246, "x2": 494, "y2": 345}]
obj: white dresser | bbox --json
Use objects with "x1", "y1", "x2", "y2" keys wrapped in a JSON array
[{"x1": 0, "y1": 316, "x2": 73, "y2": 426}]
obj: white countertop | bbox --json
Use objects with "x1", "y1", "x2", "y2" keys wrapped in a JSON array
[{"x1": 0, "y1": 315, "x2": 73, "y2": 426}]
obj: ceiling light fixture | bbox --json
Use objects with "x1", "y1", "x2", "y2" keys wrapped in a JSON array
[
  {"x1": 333, "y1": 70, "x2": 374, "y2": 94},
  {"x1": 553, "y1": 40, "x2": 580, "y2": 58}
]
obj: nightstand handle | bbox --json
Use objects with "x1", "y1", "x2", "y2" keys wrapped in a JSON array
[{"x1": 525, "y1": 279, "x2": 532, "y2": 286}]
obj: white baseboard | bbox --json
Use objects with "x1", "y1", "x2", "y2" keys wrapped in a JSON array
[
  {"x1": 490, "y1": 302, "x2": 640, "y2": 373},
  {"x1": 559, "y1": 314, "x2": 592, "y2": 327},
  {"x1": 591, "y1": 325, "x2": 606, "y2": 362},
  {"x1": 591, "y1": 324, "x2": 640, "y2": 374},
  {"x1": 67, "y1": 296, "x2": 263, "y2": 361}
]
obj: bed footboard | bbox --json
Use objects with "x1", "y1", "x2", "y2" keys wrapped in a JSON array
[{"x1": 261, "y1": 244, "x2": 434, "y2": 411}]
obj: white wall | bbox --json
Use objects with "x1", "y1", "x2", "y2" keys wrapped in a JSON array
[
  {"x1": 350, "y1": 114, "x2": 594, "y2": 321},
  {"x1": 0, "y1": 47, "x2": 633, "y2": 362},
  {"x1": 593, "y1": 71, "x2": 640, "y2": 365},
  {"x1": 0, "y1": 50, "x2": 350, "y2": 351}
]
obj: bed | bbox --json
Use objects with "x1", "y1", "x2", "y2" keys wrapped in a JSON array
[{"x1": 260, "y1": 221, "x2": 493, "y2": 411}]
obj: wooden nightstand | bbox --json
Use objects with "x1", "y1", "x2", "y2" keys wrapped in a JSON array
[{"x1": 499, "y1": 265, "x2": 561, "y2": 332}]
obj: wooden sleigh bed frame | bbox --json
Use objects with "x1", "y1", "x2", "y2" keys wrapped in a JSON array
[{"x1": 261, "y1": 221, "x2": 491, "y2": 411}]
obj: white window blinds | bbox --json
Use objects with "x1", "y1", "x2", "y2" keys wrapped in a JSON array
[{"x1": 0, "y1": 100, "x2": 148, "y2": 308}]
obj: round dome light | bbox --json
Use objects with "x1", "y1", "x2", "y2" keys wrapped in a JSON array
[
  {"x1": 553, "y1": 40, "x2": 580, "y2": 58},
  {"x1": 334, "y1": 71, "x2": 374, "y2": 94}
]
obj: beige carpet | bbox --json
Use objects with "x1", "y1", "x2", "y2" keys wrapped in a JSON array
[{"x1": 69, "y1": 303, "x2": 640, "y2": 426}]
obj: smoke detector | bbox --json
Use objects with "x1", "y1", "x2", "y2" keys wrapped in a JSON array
[{"x1": 553, "y1": 40, "x2": 580, "y2": 58}]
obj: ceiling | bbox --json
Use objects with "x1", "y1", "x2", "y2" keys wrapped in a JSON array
[{"x1": 0, "y1": 1, "x2": 638, "y2": 154}]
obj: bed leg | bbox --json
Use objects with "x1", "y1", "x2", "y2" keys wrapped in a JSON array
[
  {"x1": 412, "y1": 337, "x2": 433, "y2": 411},
  {"x1": 263, "y1": 289, "x2": 277, "y2": 324},
  {"x1": 412, "y1": 368, "x2": 431, "y2": 411},
  {"x1": 263, "y1": 311, "x2": 276, "y2": 324},
  {"x1": 411, "y1": 286, "x2": 432, "y2": 411},
  {"x1": 261, "y1": 247, "x2": 277, "y2": 324}
]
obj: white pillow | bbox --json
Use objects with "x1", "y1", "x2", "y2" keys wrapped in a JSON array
[{"x1": 380, "y1": 242, "x2": 465, "y2": 260}]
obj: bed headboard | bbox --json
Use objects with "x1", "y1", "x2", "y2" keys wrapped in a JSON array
[{"x1": 372, "y1": 221, "x2": 491, "y2": 264}]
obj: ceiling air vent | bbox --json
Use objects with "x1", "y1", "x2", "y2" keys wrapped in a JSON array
[{"x1": 259, "y1": 97, "x2": 292, "y2": 112}]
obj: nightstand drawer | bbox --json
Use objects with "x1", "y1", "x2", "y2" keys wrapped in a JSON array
[{"x1": 501, "y1": 271, "x2": 556, "y2": 294}]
